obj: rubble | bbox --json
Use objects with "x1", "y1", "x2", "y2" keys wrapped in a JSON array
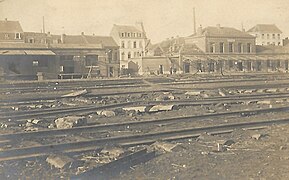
[
  {"x1": 256, "y1": 100, "x2": 271, "y2": 105},
  {"x1": 61, "y1": 89, "x2": 88, "y2": 98},
  {"x1": 155, "y1": 92, "x2": 175, "y2": 101},
  {"x1": 123, "y1": 106, "x2": 150, "y2": 113},
  {"x1": 149, "y1": 104, "x2": 175, "y2": 112},
  {"x1": 185, "y1": 91, "x2": 203, "y2": 96},
  {"x1": 252, "y1": 133, "x2": 266, "y2": 140},
  {"x1": 266, "y1": 88, "x2": 278, "y2": 93},
  {"x1": 152, "y1": 141, "x2": 180, "y2": 152},
  {"x1": 100, "y1": 147, "x2": 124, "y2": 159},
  {"x1": 46, "y1": 154, "x2": 75, "y2": 169},
  {"x1": 96, "y1": 110, "x2": 116, "y2": 117},
  {"x1": 54, "y1": 116, "x2": 87, "y2": 129},
  {"x1": 218, "y1": 90, "x2": 226, "y2": 97}
]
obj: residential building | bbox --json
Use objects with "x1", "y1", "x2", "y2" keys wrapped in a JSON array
[
  {"x1": 0, "y1": 18, "x2": 24, "y2": 43},
  {"x1": 110, "y1": 22, "x2": 149, "y2": 70},
  {"x1": 247, "y1": 24, "x2": 283, "y2": 46}
]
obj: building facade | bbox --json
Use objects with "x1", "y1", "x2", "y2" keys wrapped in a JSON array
[
  {"x1": 247, "y1": 24, "x2": 283, "y2": 46},
  {"x1": 110, "y1": 22, "x2": 148, "y2": 71},
  {"x1": 0, "y1": 19, "x2": 24, "y2": 43}
]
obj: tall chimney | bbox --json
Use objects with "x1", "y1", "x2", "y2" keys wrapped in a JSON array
[
  {"x1": 81, "y1": 32, "x2": 84, "y2": 35},
  {"x1": 5, "y1": 18, "x2": 7, "y2": 21},
  {"x1": 61, "y1": 34, "x2": 66, "y2": 44},
  {"x1": 42, "y1": 16, "x2": 45, "y2": 34},
  {"x1": 193, "y1": 7, "x2": 196, "y2": 34}
]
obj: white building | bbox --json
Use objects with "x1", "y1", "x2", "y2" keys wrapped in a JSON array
[
  {"x1": 247, "y1": 24, "x2": 283, "y2": 46},
  {"x1": 110, "y1": 22, "x2": 148, "y2": 69}
]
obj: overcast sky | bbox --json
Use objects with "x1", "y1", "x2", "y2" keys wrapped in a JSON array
[{"x1": 0, "y1": 0, "x2": 288, "y2": 43}]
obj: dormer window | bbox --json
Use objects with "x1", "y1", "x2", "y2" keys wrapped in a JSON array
[
  {"x1": 29, "y1": 38, "x2": 34, "y2": 43},
  {"x1": 15, "y1": 33, "x2": 21, "y2": 39},
  {"x1": 4, "y1": 34, "x2": 9, "y2": 39}
]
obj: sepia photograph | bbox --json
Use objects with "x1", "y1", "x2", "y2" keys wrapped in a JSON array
[{"x1": 0, "y1": 0, "x2": 289, "y2": 179}]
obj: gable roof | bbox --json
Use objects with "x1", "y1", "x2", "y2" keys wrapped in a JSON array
[
  {"x1": 112, "y1": 24, "x2": 142, "y2": 33},
  {"x1": 193, "y1": 26, "x2": 254, "y2": 38},
  {"x1": 0, "y1": 20, "x2": 23, "y2": 33},
  {"x1": 247, "y1": 24, "x2": 282, "y2": 33},
  {"x1": 61, "y1": 35, "x2": 118, "y2": 47}
]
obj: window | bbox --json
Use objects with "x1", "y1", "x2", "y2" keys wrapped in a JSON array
[
  {"x1": 60, "y1": 55, "x2": 74, "y2": 61},
  {"x1": 267, "y1": 34, "x2": 270, "y2": 39},
  {"x1": 133, "y1": 41, "x2": 137, "y2": 48},
  {"x1": 272, "y1": 34, "x2": 275, "y2": 39},
  {"x1": 262, "y1": 34, "x2": 265, "y2": 39},
  {"x1": 219, "y1": 42, "x2": 224, "y2": 53},
  {"x1": 121, "y1": 52, "x2": 125, "y2": 60},
  {"x1": 4, "y1": 34, "x2": 9, "y2": 39},
  {"x1": 29, "y1": 38, "x2": 34, "y2": 43},
  {"x1": 121, "y1": 33, "x2": 124, "y2": 37},
  {"x1": 209, "y1": 42, "x2": 215, "y2": 53},
  {"x1": 238, "y1": 43, "x2": 243, "y2": 53},
  {"x1": 139, "y1": 41, "x2": 143, "y2": 48},
  {"x1": 278, "y1": 34, "x2": 281, "y2": 39},
  {"x1": 128, "y1": 52, "x2": 131, "y2": 59},
  {"x1": 229, "y1": 42, "x2": 234, "y2": 53},
  {"x1": 15, "y1": 33, "x2": 21, "y2": 39},
  {"x1": 247, "y1": 43, "x2": 251, "y2": 53},
  {"x1": 267, "y1": 42, "x2": 270, "y2": 45},
  {"x1": 121, "y1": 41, "x2": 125, "y2": 48},
  {"x1": 107, "y1": 50, "x2": 112, "y2": 63},
  {"x1": 278, "y1": 42, "x2": 281, "y2": 46},
  {"x1": 128, "y1": 33, "x2": 130, "y2": 37},
  {"x1": 85, "y1": 55, "x2": 98, "y2": 66},
  {"x1": 114, "y1": 52, "x2": 118, "y2": 61},
  {"x1": 32, "y1": 60, "x2": 39, "y2": 67}
]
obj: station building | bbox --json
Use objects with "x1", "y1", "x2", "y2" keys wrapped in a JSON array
[{"x1": 0, "y1": 19, "x2": 120, "y2": 80}]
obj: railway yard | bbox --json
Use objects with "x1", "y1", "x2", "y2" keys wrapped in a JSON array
[{"x1": 1, "y1": 74, "x2": 289, "y2": 179}]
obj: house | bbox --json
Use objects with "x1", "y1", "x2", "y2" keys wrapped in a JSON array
[
  {"x1": 247, "y1": 24, "x2": 283, "y2": 46},
  {"x1": 0, "y1": 18, "x2": 24, "y2": 43},
  {"x1": 110, "y1": 22, "x2": 149, "y2": 71}
]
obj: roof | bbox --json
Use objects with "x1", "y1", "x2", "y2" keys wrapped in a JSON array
[
  {"x1": 190, "y1": 26, "x2": 254, "y2": 38},
  {"x1": 256, "y1": 45, "x2": 289, "y2": 54},
  {"x1": 150, "y1": 37, "x2": 204, "y2": 55},
  {"x1": 0, "y1": 20, "x2": 23, "y2": 33},
  {"x1": 112, "y1": 24, "x2": 142, "y2": 33},
  {"x1": 247, "y1": 24, "x2": 282, "y2": 33},
  {"x1": 62, "y1": 35, "x2": 118, "y2": 47}
]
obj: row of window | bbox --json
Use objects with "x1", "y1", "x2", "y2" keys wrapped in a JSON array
[
  {"x1": 121, "y1": 32, "x2": 142, "y2": 38},
  {"x1": 4, "y1": 33, "x2": 21, "y2": 40},
  {"x1": 209, "y1": 42, "x2": 252, "y2": 53},
  {"x1": 259, "y1": 33, "x2": 281, "y2": 39},
  {"x1": 121, "y1": 40, "x2": 143, "y2": 49},
  {"x1": 121, "y1": 51, "x2": 143, "y2": 59},
  {"x1": 261, "y1": 41, "x2": 281, "y2": 46}
]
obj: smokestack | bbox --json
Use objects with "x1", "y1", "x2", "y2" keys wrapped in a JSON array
[
  {"x1": 42, "y1": 16, "x2": 45, "y2": 34},
  {"x1": 193, "y1": 7, "x2": 196, "y2": 34},
  {"x1": 5, "y1": 18, "x2": 7, "y2": 21},
  {"x1": 61, "y1": 34, "x2": 66, "y2": 44},
  {"x1": 81, "y1": 32, "x2": 84, "y2": 35}
]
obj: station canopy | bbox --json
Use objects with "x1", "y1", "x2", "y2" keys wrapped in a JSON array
[{"x1": 0, "y1": 50, "x2": 55, "y2": 55}]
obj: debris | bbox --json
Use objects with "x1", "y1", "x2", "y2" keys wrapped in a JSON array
[
  {"x1": 257, "y1": 100, "x2": 271, "y2": 105},
  {"x1": 152, "y1": 141, "x2": 179, "y2": 152},
  {"x1": 24, "y1": 127, "x2": 39, "y2": 132},
  {"x1": 208, "y1": 109, "x2": 216, "y2": 113},
  {"x1": 96, "y1": 110, "x2": 116, "y2": 117},
  {"x1": 46, "y1": 154, "x2": 74, "y2": 169},
  {"x1": 155, "y1": 92, "x2": 175, "y2": 101},
  {"x1": 123, "y1": 106, "x2": 150, "y2": 113},
  {"x1": 47, "y1": 123, "x2": 55, "y2": 129},
  {"x1": 101, "y1": 147, "x2": 124, "y2": 159},
  {"x1": 54, "y1": 116, "x2": 87, "y2": 129},
  {"x1": 149, "y1": 104, "x2": 175, "y2": 112},
  {"x1": 244, "y1": 89, "x2": 255, "y2": 94},
  {"x1": 266, "y1": 88, "x2": 278, "y2": 93},
  {"x1": 252, "y1": 133, "x2": 265, "y2": 140},
  {"x1": 200, "y1": 93, "x2": 209, "y2": 98},
  {"x1": 218, "y1": 90, "x2": 226, "y2": 97},
  {"x1": 185, "y1": 91, "x2": 203, "y2": 96},
  {"x1": 61, "y1": 89, "x2": 88, "y2": 98}
]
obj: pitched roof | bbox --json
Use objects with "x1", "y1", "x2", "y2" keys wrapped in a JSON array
[
  {"x1": 256, "y1": 45, "x2": 289, "y2": 54},
  {"x1": 0, "y1": 20, "x2": 23, "y2": 33},
  {"x1": 112, "y1": 24, "x2": 142, "y2": 33},
  {"x1": 61, "y1": 35, "x2": 118, "y2": 47},
  {"x1": 195, "y1": 26, "x2": 254, "y2": 38},
  {"x1": 247, "y1": 24, "x2": 282, "y2": 33}
]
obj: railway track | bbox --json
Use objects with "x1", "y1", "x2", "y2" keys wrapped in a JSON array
[
  {"x1": 2, "y1": 91, "x2": 289, "y2": 120},
  {"x1": 0, "y1": 117, "x2": 288, "y2": 162}
]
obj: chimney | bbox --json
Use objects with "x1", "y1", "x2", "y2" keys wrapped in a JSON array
[
  {"x1": 216, "y1": 24, "x2": 221, "y2": 29},
  {"x1": 81, "y1": 32, "x2": 84, "y2": 35},
  {"x1": 197, "y1": 25, "x2": 202, "y2": 36},
  {"x1": 5, "y1": 18, "x2": 7, "y2": 21},
  {"x1": 61, "y1": 34, "x2": 66, "y2": 43}
]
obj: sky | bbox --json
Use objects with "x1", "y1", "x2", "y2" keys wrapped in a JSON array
[{"x1": 0, "y1": 0, "x2": 289, "y2": 43}]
